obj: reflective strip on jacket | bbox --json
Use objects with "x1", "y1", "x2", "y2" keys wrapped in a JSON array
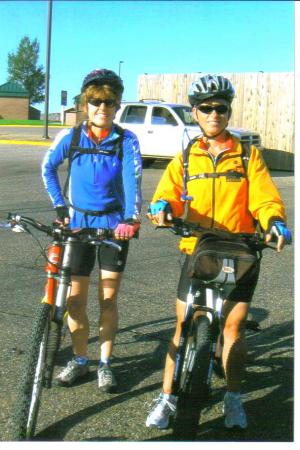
[{"x1": 151, "y1": 135, "x2": 286, "y2": 254}]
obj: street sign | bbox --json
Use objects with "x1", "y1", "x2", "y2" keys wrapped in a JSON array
[{"x1": 61, "y1": 90, "x2": 67, "y2": 106}]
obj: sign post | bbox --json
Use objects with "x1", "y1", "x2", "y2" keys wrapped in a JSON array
[
  {"x1": 43, "y1": 0, "x2": 52, "y2": 139},
  {"x1": 60, "y1": 90, "x2": 67, "y2": 125}
]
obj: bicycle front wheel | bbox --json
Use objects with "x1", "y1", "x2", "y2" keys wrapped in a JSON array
[
  {"x1": 184, "y1": 315, "x2": 212, "y2": 398},
  {"x1": 173, "y1": 315, "x2": 212, "y2": 440},
  {"x1": 9, "y1": 302, "x2": 52, "y2": 441}
]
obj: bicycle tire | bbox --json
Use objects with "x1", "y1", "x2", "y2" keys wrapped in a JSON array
[
  {"x1": 173, "y1": 315, "x2": 212, "y2": 440},
  {"x1": 44, "y1": 320, "x2": 62, "y2": 388},
  {"x1": 9, "y1": 302, "x2": 52, "y2": 441}
]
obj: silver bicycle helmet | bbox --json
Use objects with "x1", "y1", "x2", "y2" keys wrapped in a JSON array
[
  {"x1": 188, "y1": 74, "x2": 235, "y2": 106},
  {"x1": 81, "y1": 69, "x2": 124, "y2": 94}
]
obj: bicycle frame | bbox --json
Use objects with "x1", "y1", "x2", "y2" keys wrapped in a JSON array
[
  {"x1": 164, "y1": 218, "x2": 271, "y2": 398},
  {"x1": 43, "y1": 242, "x2": 62, "y2": 307},
  {"x1": 3, "y1": 214, "x2": 119, "y2": 440}
]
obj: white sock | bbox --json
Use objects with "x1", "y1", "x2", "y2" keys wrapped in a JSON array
[{"x1": 163, "y1": 393, "x2": 177, "y2": 402}]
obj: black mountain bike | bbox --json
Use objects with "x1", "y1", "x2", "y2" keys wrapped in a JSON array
[
  {"x1": 3, "y1": 213, "x2": 119, "y2": 441},
  {"x1": 158, "y1": 218, "x2": 275, "y2": 439}
]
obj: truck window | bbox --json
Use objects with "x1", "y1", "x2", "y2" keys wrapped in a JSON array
[
  {"x1": 172, "y1": 106, "x2": 197, "y2": 125},
  {"x1": 151, "y1": 107, "x2": 177, "y2": 126},
  {"x1": 120, "y1": 105, "x2": 147, "y2": 124}
]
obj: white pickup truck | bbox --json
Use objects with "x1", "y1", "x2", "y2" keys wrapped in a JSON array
[{"x1": 114, "y1": 100, "x2": 262, "y2": 166}]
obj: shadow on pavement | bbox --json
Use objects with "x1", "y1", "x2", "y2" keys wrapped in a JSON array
[{"x1": 34, "y1": 315, "x2": 293, "y2": 441}]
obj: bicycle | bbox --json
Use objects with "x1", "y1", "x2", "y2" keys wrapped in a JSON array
[
  {"x1": 157, "y1": 218, "x2": 275, "y2": 439},
  {"x1": 2, "y1": 213, "x2": 119, "y2": 441}
]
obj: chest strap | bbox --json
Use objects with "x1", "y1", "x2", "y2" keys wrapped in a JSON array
[
  {"x1": 69, "y1": 146, "x2": 120, "y2": 156},
  {"x1": 188, "y1": 170, "x2": 247, "y2": 181},
  {"x1": 69, "y1": 203, "x2": 122, "y2": 216}
]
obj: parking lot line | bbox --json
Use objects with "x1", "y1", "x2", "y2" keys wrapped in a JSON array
[{"x1": 0, "y1": 139, "x2": 50, "y2": 146}]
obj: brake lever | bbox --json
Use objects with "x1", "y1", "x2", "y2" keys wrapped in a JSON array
[
  {"x1": 155, "y1": 224, "x2": 193, "y2": 237},
  {"x1": 12, "y1": 223, "x2": 28, "y2": 233}
]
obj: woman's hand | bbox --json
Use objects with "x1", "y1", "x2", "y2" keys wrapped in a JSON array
[{"x1": 114, "y1": 221, "x2": 140, "y2": 240}]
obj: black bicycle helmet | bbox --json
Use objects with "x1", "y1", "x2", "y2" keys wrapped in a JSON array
[
  {"x1": 188, "y1": 74, "x2": 235, "y2": 106},
  {"x1": 81, "y1": 69, "x2": 124, "y2": 94}
]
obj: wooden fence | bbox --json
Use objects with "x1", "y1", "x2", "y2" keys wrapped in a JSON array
[{"x1": 138, "y1": 72, "x2": 294, "y2": 154}]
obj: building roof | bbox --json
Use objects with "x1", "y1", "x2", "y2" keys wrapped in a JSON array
[{"x1": 0, "y1": 81, "x2": 29, "y2": 98}]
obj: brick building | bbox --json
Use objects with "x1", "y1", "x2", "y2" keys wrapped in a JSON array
[
  {"x1": 64, "y1": 94, "x2": 87, "y2": 125},
  {"x1": 0, "y1": 81, "x2": 40, "y2": 120}
]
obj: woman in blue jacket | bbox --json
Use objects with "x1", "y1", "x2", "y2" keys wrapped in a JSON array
[{"x1": 42, "y1": 69, "x2": 142, "y2": 392}]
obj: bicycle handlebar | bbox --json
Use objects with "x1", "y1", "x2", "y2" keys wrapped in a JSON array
[
  {"x1": 156, "y1": 217, "x2": 275, "y2": 250},
  {"x1": 6, "y1": 213, "x2": 115, "y2": 243}
]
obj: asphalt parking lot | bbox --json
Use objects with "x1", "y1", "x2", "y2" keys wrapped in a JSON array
[{"x1": 0, "y1": 133, "x2": 295, "y2": 444}]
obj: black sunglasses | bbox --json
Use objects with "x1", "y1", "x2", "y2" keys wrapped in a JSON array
[
  {"x1": 197, "y1": 104, "x2": 229, "y2": 115},
  {"x1": 88, "y1": 98, "x2": 118, "y2": 108}
]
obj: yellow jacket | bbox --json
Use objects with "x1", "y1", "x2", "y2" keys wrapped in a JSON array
[{"x1": 151, "y1": 135, "x2": 287, "y2": 254}]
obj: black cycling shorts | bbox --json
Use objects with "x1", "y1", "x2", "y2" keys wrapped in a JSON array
[
  {"x1": 177, "y1": 254, "x2": 261, "y2": 303},
  {"x1": 70, "y1": 240, "x2": 129, "y2": 276}
]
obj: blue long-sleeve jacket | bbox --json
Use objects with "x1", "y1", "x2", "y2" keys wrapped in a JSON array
[{"x1": 41, "y1": 122, "x2": 142, "y2": 229}]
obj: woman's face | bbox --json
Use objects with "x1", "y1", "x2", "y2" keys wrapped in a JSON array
[
  {"x1": 84, "y1": 85, "x2": 120, "y2": 129},
  {"x1": 87, "y1": 97, "x2": 118, "y2": 129},
  {"x1": 192, "y1": 97, "x2": 230, "y2": 138}
]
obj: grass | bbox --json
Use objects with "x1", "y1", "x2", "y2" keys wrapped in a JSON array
[{"x1": 0, "y1": 119, "x2": 62, "y2": 126}]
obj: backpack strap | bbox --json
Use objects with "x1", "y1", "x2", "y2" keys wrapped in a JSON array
[
  {"x1": 63, "y1": 123, "x2": 82, "y2": 199},
  {"x1": 181, "y1": 137, "x2": 198, "y2": 219},
  {"x1": 240, "y1": 142, "x2": 251, "y2": 174},
  {"x1": 240, "y1": 142, "x2": 262, "y2": 231},
  {"x1": 113, "y1": 123, "x2": 125, "y2": 160},
  {"x1": 181, "y1": 138, "x2": 198, "y2": 199}
]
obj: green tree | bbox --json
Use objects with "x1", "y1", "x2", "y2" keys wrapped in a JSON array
[{"x1": 7, "y1": 36, "x2": 45, "y2": 104}]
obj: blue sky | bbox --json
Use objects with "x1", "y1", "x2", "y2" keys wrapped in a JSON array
[{"x1": 0, "y1": 0, "x2": 295, "y2": 113}]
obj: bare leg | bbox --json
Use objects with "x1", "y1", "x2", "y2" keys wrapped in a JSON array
[
  {"x1": 67, "y1": 275, "x2": 90, "y2": 357},
  {"x1": 98, "y1": 270, "x2": 122, "y2": 361},
  {"x1": 162, "y1": 299, "x2": 186, "y2": 394},
  {"x1": 222, "y1": 300, "x2": 249, "y2": 392}
]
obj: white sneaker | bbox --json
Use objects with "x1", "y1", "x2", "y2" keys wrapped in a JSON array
[
  {"x1": 146, "y1": 393, "x2": 177, "y2": 429},
  {"x1": 223, "y1": 391, "x2": 247, "y2": 429},
  {"x1": 97, "y1": 364, "x2": 117, "y2": 392},
  {"x1": 55, "y1": 359, "x2": 89, "y2": 386}
]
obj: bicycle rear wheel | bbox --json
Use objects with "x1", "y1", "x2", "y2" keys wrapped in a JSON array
[
  {"x1": 9, "y1": 302, "x2": 52, "y2": 440},
  {"x1": 173, "y1": 315, "x2": 212, "y2": 440}
]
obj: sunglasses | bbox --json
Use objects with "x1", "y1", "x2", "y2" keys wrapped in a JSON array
[
  {"x1": 88, "y1": 98, "x2": 118, "y2": 108},
  {"x1": 197, "y1": 104, "x2": 229, "y2": 115}
]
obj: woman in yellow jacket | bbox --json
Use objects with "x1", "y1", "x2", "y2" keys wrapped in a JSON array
[{"x1": 146, "y1": 74, "x2": 291, "y2": 430}]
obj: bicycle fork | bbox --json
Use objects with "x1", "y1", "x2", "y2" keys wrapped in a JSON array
[
  {"x1": 204, "y1": 288, "x2": 224, "y2": 387},
  {"x1": 43, "y1": 238, "x2": 74, "y2": 388},
  {"x1": 172, "y1": 288, "x2": 195, "y2": 394},
  {"x1": 53, "y1": 237, "x2": 75, "y2": 321}
]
